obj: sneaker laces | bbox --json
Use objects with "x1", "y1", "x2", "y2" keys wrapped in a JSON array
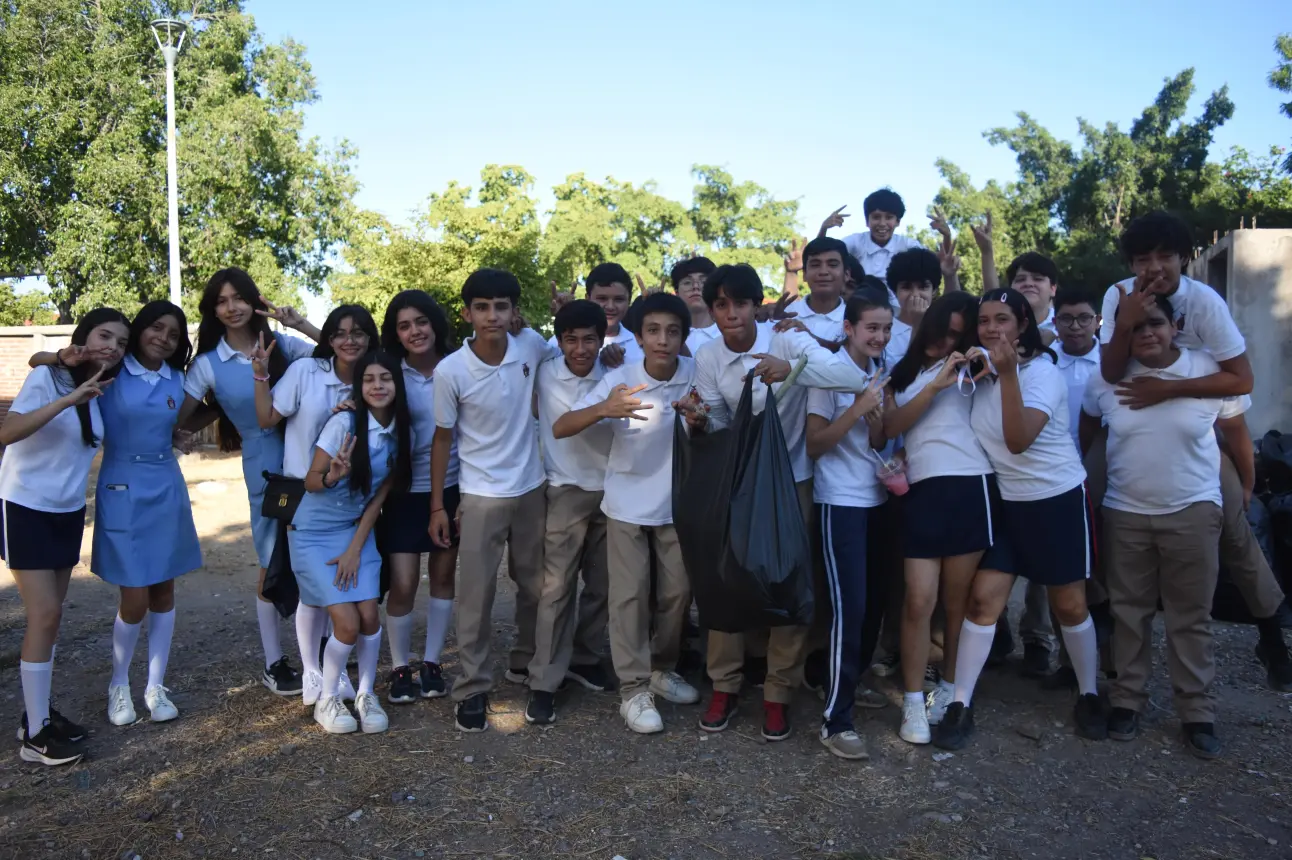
[
  {"x1": 357, "y1": 692, "x2": 381, "y2": 713},
  {"x1": 628, "y1": 692, "x2": 657, "y2": 718},
  {"x1": 109, "y1": 686, "x2": 132, "y2": 714}
]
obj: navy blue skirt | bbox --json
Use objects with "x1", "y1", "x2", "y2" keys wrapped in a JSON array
[
  {"x1": 980, "y1": 482, "x2": 1094, "y2": 586},
  {"x1": 0, "y1": 500, "x2": 85, "y2": 571},
  {"x1": 902, "y1": 474, "x2": 998, "y2": 559}
]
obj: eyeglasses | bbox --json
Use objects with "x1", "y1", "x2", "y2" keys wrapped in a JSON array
[
  {"x1": 330, "y1": 330, "x2": 370, "y2": 344},
  {"x1": 1056, "y1": 313, "x2": 1096, "y2": 328}
]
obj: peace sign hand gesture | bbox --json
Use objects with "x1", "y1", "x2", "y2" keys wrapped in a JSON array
[
  {"x1": 600, "y1": 384, "x2": 653, "y2": 421},
  {"x1": 784, "y1": 237, "x2": 805, "y2": 273},
  {"x1": 852, "y1": 371, "x2": 888, "y2": 419},
  {"x1": 325, "y1": 432, "x2": 356, "y2": 487},
  {"x1": 57, "y1": 344, "x2": 117, "y2": 368},
  {"x1": 64, "y1": 367, "x2": 112, "y2": 406},
  {"x1": 819, "y1": 205, "x2": 849, "y2": 236},
  {"x1": 970, "y1": 210, "x2": 994, "y2": 253},
  {"x1": 256, "y1": 300, "x2": 307, "y2": 330},
  {"x1": 550, "y1": 280, "x2": 575, "y2": 316},
  {"x1": 249, "y1": 331, "x2": 276, "y2": 378}
]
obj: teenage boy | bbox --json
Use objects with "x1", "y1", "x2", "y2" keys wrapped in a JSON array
[
  {"x1": 783, "y1": 237, "x2": 849, "y2": 345},
  {"x1": 672, "y1": 257, "x2": 719, "y2": 356},
  {"x1": 1007, "y1": 252, "x2": 1060, "y2": 344},
  {"x1": 525, "y1": 300, "x2": 614, "y2": 725},
  {"x1": 431, "y1": 268, "x2": 554, "y2": 732},
  {"x1": 587, "y1": 263, "x2": 643, "y2": 363},
  {"x1": 552, "y1": 292, "x2": 702, "y2": 734},
  {"x1": 818, "y1": 189, "x2": 953, "y2": 291},
  {"x1": 1053, "y1": 290, "x2": 1102, "y2": 452},
  {"x1": 691, "y1": 263, "x2": 876, "y2": 741},
  {"x1": 1099, "y1": 210, "x2": 1291, "y2": 690},
  {"x1": 884, "y1": 248, "x2": 944, "y2": 369}
]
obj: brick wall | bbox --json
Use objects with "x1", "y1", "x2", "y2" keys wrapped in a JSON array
[{"x1": 0, "y1": 326, "x2": 74, "y2": 425}]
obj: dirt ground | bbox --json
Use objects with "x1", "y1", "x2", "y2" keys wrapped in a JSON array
[{"x1": 0, "y1": 452, "x2": 1288, "y2": 860}]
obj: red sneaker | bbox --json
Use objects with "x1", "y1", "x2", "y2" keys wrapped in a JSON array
[
  {"x1": 700, "y1": 691, "x2": 737, "y2": 732},
  {"x1": 762, "y1": 700, "x2": 791, "y2": 741}
]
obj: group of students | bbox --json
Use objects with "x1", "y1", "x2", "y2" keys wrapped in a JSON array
[{"x1": 2, "y1": 188, "x2": 1288, "y2": 769}]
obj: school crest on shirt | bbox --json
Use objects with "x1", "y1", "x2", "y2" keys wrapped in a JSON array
[
  {"x1": 167, "y1": 396, "x2": 176, "y2": 409},
  {"x1": 522, "y1": 363, "x2": 530, "y2": 378}
]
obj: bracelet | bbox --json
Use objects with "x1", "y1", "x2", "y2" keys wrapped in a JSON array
[
  {"x1": 431, "y1": 507, "x2": 445, "y2": 513},
  {"x1": 55, "y1": 349, "x2": 67, "y2": 368},
  {"x1": 253, "y1": 373, "x2": 270, "y2": 382}
]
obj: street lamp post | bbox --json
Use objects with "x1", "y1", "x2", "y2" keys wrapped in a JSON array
[{"x1": 150, "y1": 18, "x2": 187, "y2": 307}]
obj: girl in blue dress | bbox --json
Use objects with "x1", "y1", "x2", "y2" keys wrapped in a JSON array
[
  {"x1": 92, "y1": 302, "x2": 203, "y2": 726},
  {"x1": 177, "y1": 268, "x2": 319, "y2": 696},
  {"x1": 4, "y1": 308, "x2": 128, "y2": 766},
  {"x1": 290, "y1": 351, "x2": 412, "y2": 734}
]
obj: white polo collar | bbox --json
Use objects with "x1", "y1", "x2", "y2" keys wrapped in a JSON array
[
  {"x1": 368, "y1": 413, "x2": 396, "y2": 441},
  {"x1": 124, "y1": 354, "x2": 172, "y2": 379},
  {"x1": 715, "y1": 321, "x2": 773, "y2": 365},
  {"x1": 786, "y1": 296, "x2": 844, "y2": 322},
  {"x1": 552, "y1": 354, "x2": 604, "y2": 383},
  {"x1": 1055, "y1": 343, "x2": 1099, "y2": 368},
  {"x1": 460, "y1": 333, "x2": 525, "y2": 376}
]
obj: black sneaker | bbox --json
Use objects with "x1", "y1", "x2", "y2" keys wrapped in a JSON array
[
  {"x1": 17, "y1": 707, "x2": 86, "y2": 744},
  {"x1": 1022, "y1": 643, "x2": 1052, "y2": 678},
  {"x1": 987, "y1": 620, "x2": 1014, "y2": 668},
  {"x1": 262, "y1": 657, "x2": 303, "y2": 696},
  {"x1": 525, "y1": 691, "x2": 556, "y2": 725},
  {"x1": 19, "y1": 722, "x2": 83, "y2": 767},
  {"x1": 1255, "y1": 641, "x2": 1292, "y2": 693},
  {"x1": 419, "y1": 662, "x2": 448, "y2": 699},
  {"x1": 1182, "y1": 722, "x2": 1221, "y2": 760},
  {"x1": 676, "y1": 646, "x2": 704, "y2": 676},
  {"x1": 504, "y1": 667, "x2": 529, "y2": 685},
  {"x1": 932, "y1": 702, "x2": 975, "y2": 750},
  {"x1": 387, "y1": 666, "x2": 416, "y2": 704},
  {"x1": 1073, "y1": 693, "x2": 1108, "y2": 741},
  {"x1": 1107, "y1": 707, "x2": 1139, "y2": 741},
  {"x1": 563, "y1": 663, "x2": 610, "y2": 692},
  {"x1": 743, "y1": 655, "x2": 767, "y2": 689},
  {"x1": 1041, "y1": 665, "x2": 1078, "y2": 691},
  {"x1": 802, "y1": 650, "x2": 827, "y2": 699},
  {"x1": 454, "y1": 694, "x2": 488, "y2": 733}
]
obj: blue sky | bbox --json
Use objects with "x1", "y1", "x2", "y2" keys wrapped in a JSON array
[{"x1": 249, "y1": 0, "x2": 1290, "y2": 240}]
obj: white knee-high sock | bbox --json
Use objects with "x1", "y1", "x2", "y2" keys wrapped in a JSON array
[
  {"x1": 322, "y1": 636, "x2": 353, "y2": 699},
  {"x1": 423, "y1": 597, "x2": 453, "y2": 664},
  {"x1": 953, "y1": 620, "x2": 996, "y2": 706},
  {"x1": 296, "y1": 606, "x2": 322, "y2": 676},
  {"x1": 256, "y1": 598, "x2": 283, "y2": 667},
  {"x1": 146, "y1": 609, "x2": 176, "y2": 690},
  {"x1": 20, "y1": 660, "x2": 52, "y2": 730},
  {"x1": 111, "y1": 615, "x2": 142, "y2": 688},
  {"x1": 386, "y1": 612, "x2": 413, "y2": 669},
  {"x1": 1060, "y1": 615, "x2": 1098, "y2": 697},
  {"x1": 356, "y1": 629, "x2": 383, "y2": 696}
]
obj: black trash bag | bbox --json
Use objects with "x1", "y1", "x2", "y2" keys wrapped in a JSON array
[
  {"x1": 1214, "y1": 495, "x2": 1292, "y2": 628},
  {"x1": 673, "y1": 374, "x2": 814, "y2": 633},
  {"x1": 261, "y1": 520, "x2": 300, "y2": 619},
  {"x1": 1259, "y1": 431, "x2": 1292, "y2": 495}
]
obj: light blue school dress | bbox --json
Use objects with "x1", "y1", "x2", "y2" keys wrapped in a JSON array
[
  {"x1": 91, "y1": 358, "x2": 203, "y2": 587},
  {"x1": 185, "y1": 334, "x2": 312, "y2": 567},
  {"x1": 287, "y1": 413, "x2": 395, "y2": 607}
]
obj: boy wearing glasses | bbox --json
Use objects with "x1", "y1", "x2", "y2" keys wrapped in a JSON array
[{"x1": 1052, "y1": 289, "x2": 1101, "y2": 452}]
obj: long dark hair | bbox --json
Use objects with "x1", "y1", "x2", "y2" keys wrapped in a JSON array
[
  {"x1": 890, "y1": 292, "x2": 979, "y2": 393},
  {"x1": 195, "y1": 268, "x2": 288, "y2": 452},
  {"x1": 129, "y1": 301, "x2": 191, "y2": 371},
  {"x1": 314, "y1": 304, "x2": 380, "y2": 366},
  {"x1": 347, "y1": 351, "x2": 412, "y2": 497},
  {"x1": 380, "y1": 290, "x2": 455, "y2": 360},
  {"x1": 67, "y1": 308, "x2": 130, "y2": 447},
  {"x1": 976, "y1": 287, "x2": 1057, "y2": 364}
]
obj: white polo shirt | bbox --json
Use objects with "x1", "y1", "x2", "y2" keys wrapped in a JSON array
[
  {"x1": 316, "y1": 410, "x2": 397, "y2": 457},
  {"x1": 1084, "y1": 348, "x2": 1242, "y2": 515},
  {"x1": 0, "y1": 366, "x2": 104, "y2": 513},
  {"x1": 271, "y1": 358, "x2": 354, "y2": 479},
  {"x1": 185, "y1": 334, "x2": 315, "y2": 401},
  {"x1": 401, "y1": 360, "x2": 459, "y2": 493},
  {"x1": 685, "y1": 323, "x2": 720, "y2": 357},
  {"x1": 574, "y1": 358, "x2": 696, "y2": 526},
  {"x1": 435, "y1": 328, "x2": 551, "y2": 499},
  {"x1": 1099, "y1": 275, "x2": 1245, "y2": 360},
  {"x1": 537, "y1": 355, "x2": 611, "y2": 492},
  {"x1": 807, "y1": 380, "x2": 886, "y2": 509},
  {"x1": 892, "y1": 360, "x2": 992, "y2": 485},
  {"x1": 970, "y1": 357, "x2": 1086, "y2": 502},
  {"x1": 693, "y1": 322, "x2": 871, "y2": 483},
  {"x1": 1054, "y1": 342, "x2": 1101, "y2": 451},
  {"x1": 842, "y1": 231, "x2": 920, "y2": 295},
  {"x1": 885, "y1": 317, "x2": 914, "y2": 369},
  {"x1": 784, "y1": 296, "x2": 846, "y2": 343}
]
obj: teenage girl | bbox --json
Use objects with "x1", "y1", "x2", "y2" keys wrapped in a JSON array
[
  {"x1": 2, "y1": 308, "x2": 128, "y2": 766},
  {"x1": 378, "y1": 291, "x2": 461, "y2": 703},
  {"x1": 179, "y1": 268, "x2": 319, "y2": 695},
  {"x1": 803, "y1": 292, "x2": 891, "y2": 761},
  {"x1": 934, "y1": 287, "x2": 1104, "y2": 750},
  {"x1": 290, "y1": 351, "x2": 412, "y2": 734},
  {"x1": 883, "y1": 291, "x2": 991, "y2": 746},
  {"x1": 253, "y1": 305, "x2": 380, "y2": 706}
]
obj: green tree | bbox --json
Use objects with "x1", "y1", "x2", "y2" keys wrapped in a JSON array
[
  {"x1": 0, "y1": 283, "x2": 58, "y2": 326},
  {"x1": 1271, "y1": 33, "x2": 1292, "y2": 172},
  {"x1": 0, "y1": 0, "x2": 356, "y2": 320},
  {"x1": 689, "y1": 165, "x2": 799, "y2": 293}
]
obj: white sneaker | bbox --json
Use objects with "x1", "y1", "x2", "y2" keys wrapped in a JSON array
[
  {"x1": 355, "y1": 693, "x2": 388, "y2": 734},
  {"x1": 108, "y1": 684, "x2": 136, "y2": 726},
  {"x1": 926, "y1": 682, "x2": 954, "y2": 726},
  {"x1": 620, "y1": 691, "x2": 664, "y2": 734},
  {"x1": 900, "y1": 696, "x2": 931, "y2": 744},
  {"x1": 338, "y1": 672, "x2": 357, "y2": 703},
  {"x1": 649, "y1": 670, "x2": 700, "y2": 705},
  {"x1": 145, "y1": 685, "x2": 179, "y2": 722},
  {"x1": 313, "y1": 695, "x2": 358, "y2": 734},
  {"x1": 301, "y1": 670, "x2": 324, "y2": 706}
]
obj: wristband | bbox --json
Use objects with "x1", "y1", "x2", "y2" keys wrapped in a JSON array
[
  {"x1": 253, "y1": 373, "x2": 270, "y2": 382},
  {"x1": 431, "y1": 507, "x2": 445, "y2": 513}
]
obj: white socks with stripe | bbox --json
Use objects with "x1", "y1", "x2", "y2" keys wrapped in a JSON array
[{"x1": 1060, "y1": 615, "x2": 1098, "y2": 696}]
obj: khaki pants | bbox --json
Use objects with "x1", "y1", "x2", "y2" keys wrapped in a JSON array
[
  {"x1": 1105, "y1": 502, "x2": 1222, "y2": 723},
  {"x1": 706, "y1": 479, "x2": 812, "y2": 704},
  {"x1": 451, "y1": 485, "x2": 547, "y2": 702},
  {"x1": 607, "y1": 519, "x2": 689, "y2": 701},
  {"x1": 527, "y1": 484, "x2": 609, "y2": 693},
  {"x1": 1219, "y1": 451, "x2": 1285, "y2": 618}
]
